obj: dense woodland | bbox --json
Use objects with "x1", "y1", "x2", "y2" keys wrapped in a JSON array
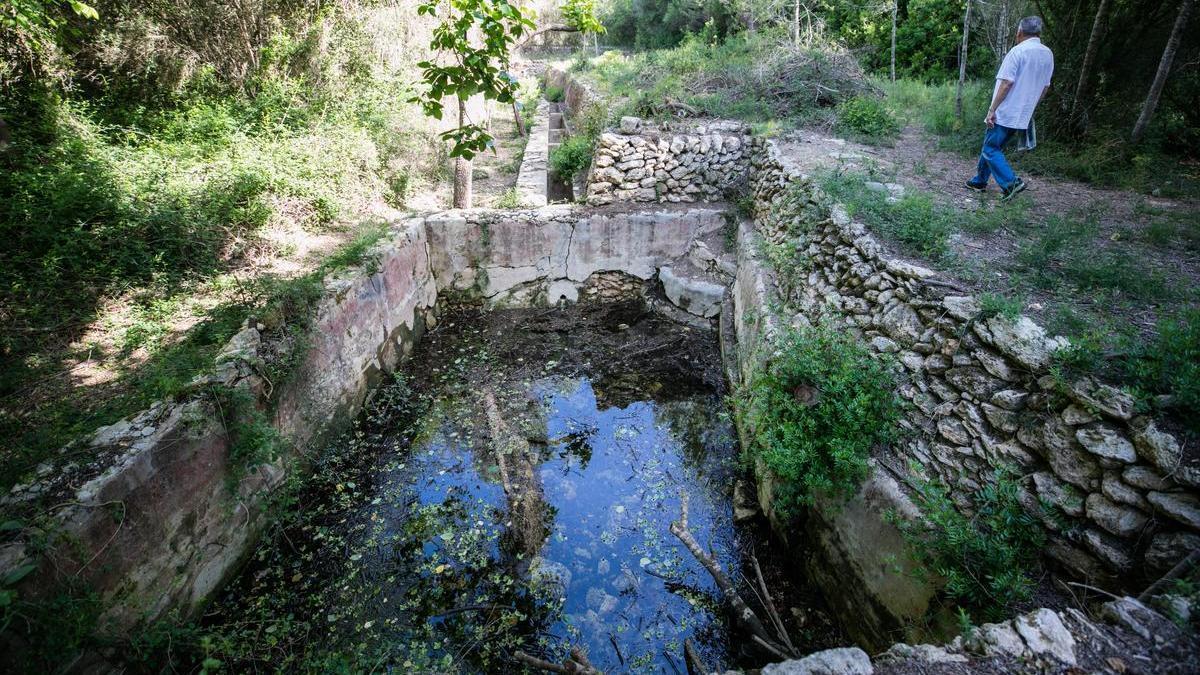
[{"x1": 1, "y1": 0, "x2": 1198, "y2": 669}]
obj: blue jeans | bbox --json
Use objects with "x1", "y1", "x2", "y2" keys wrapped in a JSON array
[{"x1": 971, "y1": 124, "x2": 1018, "y2": 190}]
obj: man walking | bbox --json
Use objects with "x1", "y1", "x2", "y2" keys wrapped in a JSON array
[{"x1": 967, "y1": 16, "x2": 1054, "y2": 201}]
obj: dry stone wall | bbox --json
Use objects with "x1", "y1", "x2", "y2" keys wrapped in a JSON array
[
  {"x1": 746, "y1": 138, "x2": 1200, "y2": 590},
  {"x1": 585, "y1": 118, "x2": 751, "y2": 205}
]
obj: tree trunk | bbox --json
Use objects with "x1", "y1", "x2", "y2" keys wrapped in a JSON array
[
  {"x1": 794, "y1": 0, "x2": 801, "y2": 47},
  {"x1": 890, "y1": 0, "x2": 898, "y2": 82},
  {"x1": 512, "y1": 100, "x2": 526, "y2": 138},
  {"x1": 1071, "y1": 0, "x2": 1111, "y2": 126},
  {"x1": 955, "y1": 0, "x2": 973, "y2": 120},
  {"x1": 454, "y1": 99, "x2": 473, "y2": 208},
  {"x1": 0, "y1": 116, "x2": 11, "y2": 158},
  {"x1": 1131, "y1": 0, "x2": 1194, "y2": 143}
]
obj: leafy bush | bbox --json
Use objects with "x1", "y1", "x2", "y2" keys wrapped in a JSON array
[
  {"x1": 893, "y1": 468, "x2": 1046, "y2": 622},
  {"x1": 549, "y1": 135, "x2": 593, "y2": 180},
  {"x1": 744, "y1": 323, "x2": 901, "y2": 513},
  {"x1": 1128, "y1": 310, "x2": 1200, "y2": 431},
  {"x1": 544, "y1": 85, "x2": 565, "y2": 102},
  {"x1": 837, "y1": 95, "x2": 900, "y2": 141}
]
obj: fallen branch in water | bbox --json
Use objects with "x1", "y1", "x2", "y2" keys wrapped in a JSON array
[
  {"x1": 669, "y1": 493, "x2": 796, "y2": 659},
  {"x1": 683, "y1": 638, "x2": 708, "y2": 675},
  {"x1": 750, "y1": 548, "x2": 796, "y2": 655},
  {"x1": 514, "y1": 647, "x2": 602, "y2": 674}
]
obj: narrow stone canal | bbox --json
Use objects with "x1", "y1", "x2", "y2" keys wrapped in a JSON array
[{"x1": 203, "y1": 298, "x2": 838, "y2": 672}]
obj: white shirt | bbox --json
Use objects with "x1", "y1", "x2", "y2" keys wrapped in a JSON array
[{"x1": 993, "y1": 37, "x2": 1054, "y2": 130}]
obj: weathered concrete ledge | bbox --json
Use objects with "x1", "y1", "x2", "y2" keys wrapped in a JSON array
[
  {"x1": 0, "y1": 206, "x2": 738, "y2": 639},
  {"x1": 515, "y1": 99, "x2": 551, "y2": 207}
]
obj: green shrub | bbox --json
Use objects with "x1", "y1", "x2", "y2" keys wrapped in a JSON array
[
  {"x1": 978, "y1": 292, "x2": 1024, "y2": 321},
  {"x1": 744, "y1": 323, "x2": 900, "y2": 513},
  {"x1": 837, "y1": 95, "x2": 901, "y2": 141},
  {"x1": 1128, "y1": 309, "x2": 1200, "y2": 431},
  {"x1": 893, "y1": 468, "x2": 1046, "y2": 622},
  {"x1": 544, "y1": 85, "x2": 565, "y2": 102},
  {"x1": 549, "y1": 135, "x2": 593, "y2": 180}
]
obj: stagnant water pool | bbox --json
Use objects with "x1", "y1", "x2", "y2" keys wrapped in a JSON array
[{"x1": 205, "y1": 299, "x2": 836, "y2": 672}]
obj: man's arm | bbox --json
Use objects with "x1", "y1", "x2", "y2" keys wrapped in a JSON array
[{"x1": 986, "y1": 80, "x2": 1014, "y2": 128}]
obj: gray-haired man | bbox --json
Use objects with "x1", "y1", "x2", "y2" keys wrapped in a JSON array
[{"x1": 966, "y1": 16, "x2": 1054, "y2": 201}]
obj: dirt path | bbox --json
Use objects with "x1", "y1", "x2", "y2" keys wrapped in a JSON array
[{"x1": 776, "y1": 126, "x2": 1200, "y2": 340}]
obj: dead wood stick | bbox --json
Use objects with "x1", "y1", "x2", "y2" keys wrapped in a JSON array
[
  {"x1": 513, "y1": 649, "x2": 601, "y2": 675},
  {"x1": 751, "y1": 634, "x2": 791, "y2": 661},
  {"x1": 514, "y1": 651, "x2": 569, "y2": 673},
  {"x1": 750, "y1": 549, "x2": 796, "y2": 653},
  {"x1": 669, "y1": 494, "x2": 793, "y2": 658},
  {"x1": 683, "y1": 638, "x2": 708, "y2": 675},
  {"x1": 1139, "y1": 549, "x2": 1200, "y2": 602}
]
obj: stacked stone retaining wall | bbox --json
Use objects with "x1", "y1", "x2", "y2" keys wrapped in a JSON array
[{"x1": 746, "y1": 138, "x2": 1200, "y2": 591}]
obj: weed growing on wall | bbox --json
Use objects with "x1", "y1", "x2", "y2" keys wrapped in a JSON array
[
  {"x1": 893, "y1": 467, "x2": 1046, "y2": 622},
  {"x1": 744, "y1": 323, "x2": 900, "y2": 514},
  {"x1": 549, "y1": 136, "x2": 594, "y2": 182}
]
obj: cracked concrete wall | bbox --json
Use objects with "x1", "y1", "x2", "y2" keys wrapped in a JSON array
[
  {"x1": 423, "y1": 206, "x2": 730, "y2": 307},
  {"x1": 1, "y1": 219, "x2": 438, "y2": 631}
]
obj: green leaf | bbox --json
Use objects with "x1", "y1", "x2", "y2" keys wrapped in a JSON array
[
  {"x1": 68, "y1": 0, "x2": 99, "y2": 19},
  {"x1": 2, "y1": 563, "x2": 37, "y2": 587}
]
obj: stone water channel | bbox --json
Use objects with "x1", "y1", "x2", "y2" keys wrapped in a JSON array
[{"x1": 204, "y1": 300, "x2": 841, "y2": 672}]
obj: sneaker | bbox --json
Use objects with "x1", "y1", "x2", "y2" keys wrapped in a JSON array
[
  {"x1": 965, "y1": 180, "x2": 987, "y2": 192},
  {"x1": 1001, "y1": 178, "x2": 1028, "y2": 202}
]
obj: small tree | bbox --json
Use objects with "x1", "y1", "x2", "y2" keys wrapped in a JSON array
[
  {"x1": 1071, "y1": 0, "x2": 1111, "y2": 127},
  {"x1": 955, "y1": 0, "x2": 973, "y2": 121},
  {"x1": 414, "y1": 0, "x2": 536, "y2": 208},
  {"x1": 1131, "y1": 0, "x2": 1194, "y2": 143}
]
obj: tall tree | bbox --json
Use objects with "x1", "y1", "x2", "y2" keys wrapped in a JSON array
[
  {"x1": 1071, "y1": 0, "x2": 1111, "y2": 127},
  {"x1": 414, "y1": 0, "x2": 536, "y2": 208},
  {"x1": 955, "y1": 0, "x2": 974, "y2": 120},
  {"x1": 1131, "y1": 0, "x2": 1194, "y2": 143},
  {"x1": 890, "y1": 0, "x2": 897, "y2": 82}
]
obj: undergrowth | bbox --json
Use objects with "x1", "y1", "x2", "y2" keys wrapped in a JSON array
[
  {"x1": 743, "y1": 323, "x2": 900, "y2": 514},
  {"x1": 892, "y1": 467, "x2": 1046, "y2": 622},
  {"x1": 571, "y1": 30, "x2": 874, "y2": 126}
]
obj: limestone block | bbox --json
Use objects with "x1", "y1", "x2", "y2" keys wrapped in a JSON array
[
  {"x1": 1147, "y1": 491, "x2": 1200, "y2": 530},
  {"x1": 761, "y1": 648, "x2": 872, "y2": 675},
  {"x1": 1101, "y1": 472, "x2": 1148, "y2": 509},
  {"x1": 944, "y1": 367, "x2": 1003, "y2": 398},
  {"x1": 1075, "y1": 424, "x2": 1137, "y2": 463},
  {"x1": 1043, "y1": 418, "x2": 1101, "y2": 489},
  {"x1": 877, "y1": 302, "x2": 923, "y2": 343},
  {"x1": 1061, "y1": 404, "x2": 1098, "y2": 425},
  {"x1": 1123, "y1": 465, "x2": 1174, "y2": 491},
  {"x1": 1012, "y1": 608, "x2": 1077, "y2": 665},
  {"x1": 975, "y1": 315, "x2": 1068, "y2": 370},
  {"x1": 1145, "y1": 531, "x2": 1200, "y2": 572},
  {"x1": 1068, "y1": 377, "x2": 1135, "y2": 420},
  {"x1": 1131, "y1": 419, "x2": 1182, "y2": 473},
  {"x1": 1085, "y1": 493, "x2": 1149, "y2": 537},
  {"x1": 1032, "y1": 471, "x2": 1085, "y2": 516},
  {"x1": 659, "y1": 266, "x2": 725, "y2": 318}
]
